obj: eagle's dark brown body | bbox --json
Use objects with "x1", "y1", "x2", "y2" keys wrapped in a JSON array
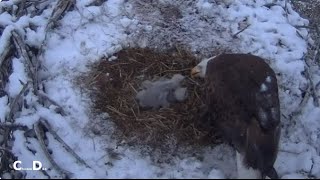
[{"x1": 202, "y1": 54, "x2": 281, "y2": 178}]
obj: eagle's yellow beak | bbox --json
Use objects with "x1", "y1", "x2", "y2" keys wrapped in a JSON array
[{"x1": 191, "y1": 66, "x2": 200, "y2": 78}]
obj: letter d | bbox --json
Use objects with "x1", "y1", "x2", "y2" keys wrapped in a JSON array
[{"x1": 33, "y1": 161, "x2": 42, "y2": 170}]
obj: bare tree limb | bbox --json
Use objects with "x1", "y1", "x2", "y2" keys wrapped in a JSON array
[
  {"x1": 39, "y1": 119, "x2": 91, "y2": 169},
  {"x1": 312, "y1": 36, "x2": 320, "y2": 64},
  {"x1": 34, "y1": 121, "x2": 72, "y2": 178},
  {"x1": 290, "y1": 83, "x2": 312, "y2": 118},
  {"x1": 11, "y1": 31, "x2": 35, "y2": 73},
  {"x1": 0, "y1": 122, "x2": 29, "y2": 131},
  {"x1": 38, "y1": 92, "x2": 67, "y2": 116},
  {"x1": 16, "y1": 0, "x2": 27, "y2": 18},
  {"x1": 295, "y1": 25, "x2": 315, "y2": 30},
  {"x1": 11, "y1": 30, "x2": 39, "y2": 95},
  {"x1": 6, "y1": 81, "x2": 29, "y2": 122},
  {"x1": 304, "y1": 49, "x2": 320, "y2": 107},
  {"x1": 26, "y1": 0, "x2": 52, "y2": 17},
  {"x1": 0, "y1": 43, "x2": 13, "y2": 91},
  {"x1": 232, "y1": 24, "x2": 251, "y2": 38},
  {"x1": 262, "y1": 3, "x2": 279, "y2": 9},
  {"x1": 0, "y1": 1, "x2": 79, "y2": 179},
  {"x1": 46, "y1": 0, "x2": 75, "y2": 31},
  {"x1": 0, "y1": 44, "x2": 13, "y2": 67}
]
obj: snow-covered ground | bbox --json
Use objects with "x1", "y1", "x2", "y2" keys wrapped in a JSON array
[{"x1": 0, "y1": 0, "x2": 320, "y2": 178}]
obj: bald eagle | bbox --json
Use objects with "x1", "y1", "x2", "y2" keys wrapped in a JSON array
[{"x1": 191, "y1": 54, "x2": 281, "y2": 179}]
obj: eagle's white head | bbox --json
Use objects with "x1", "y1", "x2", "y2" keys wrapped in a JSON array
[{"x1": 191, "y1": 56, "x2": 216, "y2": 78}]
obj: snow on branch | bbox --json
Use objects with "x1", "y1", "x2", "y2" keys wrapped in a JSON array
[
  {"x1": 47, "y1": 0, "x2": 75, "y2": 30},
  {"x1": 39, "y1": 118, "x2": 91, "y2": 169},
  {"x1": 6, "y1": 81, "x2": 29, "y2": 123},
  {"x1": 34, "y1": 121, "x2": 72, "y2": 178},
  {"x1": 0, "y1": 1, "x2": 85, "y2": 178}
]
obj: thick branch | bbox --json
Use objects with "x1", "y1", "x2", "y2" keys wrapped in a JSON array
[
  {"x1": 39, "y1": 119, "x2": 91, "y2": 168},
  {"x1": 34, "y1": 121, "x2": 72, "y2": 178},
  {"x1": 6, "y1": 81, "x2": 29, "y2": 122}
]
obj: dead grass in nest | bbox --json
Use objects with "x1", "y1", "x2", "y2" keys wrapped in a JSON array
[{"x1": 80, "y1": 47, "x2": 222, "y2": 149}]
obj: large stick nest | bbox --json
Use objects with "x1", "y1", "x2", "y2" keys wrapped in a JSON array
[{"x1": 82, "y1": 48, "x2": 222, "y2": 149}]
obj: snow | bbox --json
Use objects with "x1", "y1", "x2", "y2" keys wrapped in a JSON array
[
  {"x1": 6, "y1": 58, "x2": 28, "y2": 97},
  {"x1": 281, "y1": 173, "x2": 308, "y2": 179},
  {"x1": 1, "y1": 0, "x2": 320, "y2": 179},
  {"x1": 0, "y1": 25, "x2": 14, "y2": 55},
  {"x1": 236, "y1": 151, "x2": 261, "y2": 179},
  {"x1": 260, "y1": 83, "x2": 268, "y2": 92},
  {"x1": 266, "y1": 76, "x2": 272, "y2": 83},
  {"x1": 208, "y1": 169, "x2": 225, "y2": 179}
]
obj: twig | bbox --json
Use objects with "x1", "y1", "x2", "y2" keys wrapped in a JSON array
[
  {"x1": 12, "y1": 31, "x2": 39, "y2": 94},
  {"x1": 194, "y1": 89, "x2": 202, "y2": 103},
  {"x1": 34, "y1": 121, "x2": 72, "y2": 178},
  {"x1": 304, "y1": 66, "x2": 320, "y2": 107},
  {"x1": 0, "y1": 147, "x2": 13, "y2": 153},
  {"x1": 295, "y1": 25, "x2": 315, "y2": 30},
  {"x1": 186, "y1": 77, "x2": 201, "y2": 86},
  {"x1": 128, "y1": 57, "x2": 145, "y2": 65},
  {"x1": 38, "y1": 92, "x2": 67, "y2": 116},
  {"x1": 46, "y1": 0, "x2": 75, "y2": 31},
  {"x1": 0, "y1": 44, "x2": 13, "y2": 90},
  {"x1": 16, "y1": 0, "x2": 27, "y2": 18},
  {"x1": 39, "y1": 169, "x2": 51, "y2": 179},
  {"x1": 131, "y1": 108, "x2": 137, "y2": 120},
  {"x1": 307, "y1": 156, "x2": 315, "y2": 176},
  {"x1": 0, "y1": 44, "x2": 12, "y2": 66},
  {"x1": 316, "y1": 81, "x2": 320, "y2": 90},
  {"x1": 39, "y1": 118, "x2": 91, "y2": 169},
  {"x1": 312, "y1": 38, "x2": 320, "y2": 64},
  {"x1": 160, "y1": 62, "x2": 170, "y2": 69},
  {"x1": 11, "y1": 31, "x2": 35, "y2": 75},
  {"x1": 262, "y1": 3, "x2": 279, "y2": 8},
  {"x1": 6, "y1": 81, "x2": 29, "y2": 122},
  {"x1": 106, "y1": 106, "x2": 128, "y2": 117},
  {"x1": 28, "y1": 0, "x2": 52, "y2": 18},
  {"x1": 296, "y1": 30, "x2": 306, "y2": 40},
  {"x1": 141, "y1": 63, "x2": 155, "y2": 72},
  {"x1": 0, "y1": 122, "x2": 29, "y2": 131},
  {"x1": 279, "y1": 149, "x2": 300, "y2": 155},
  {"x1": 28, "y1": 48, "x2": 40, "y2": 93},
  {"x1": 284, "y1": 0, "x2": 289, "y2": 18},
  {"x1": 87, "y1": 72, "x2": 103, "y2": 86},
  {"x1": 110, "y1": 63, "x2": 130, "y2": 67},
  {"x1": 129, "y1": 83, "x2": 138, "y2": 94},
  {"x1": 155, "y1": 68, "x2": 191, "y2": 76},
  {"x1": 290, "y1": 83, "x2": 311, "y2": 117},
  {"x1": 232, "y1": 24, "x2": 251, "y2": 38}
]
